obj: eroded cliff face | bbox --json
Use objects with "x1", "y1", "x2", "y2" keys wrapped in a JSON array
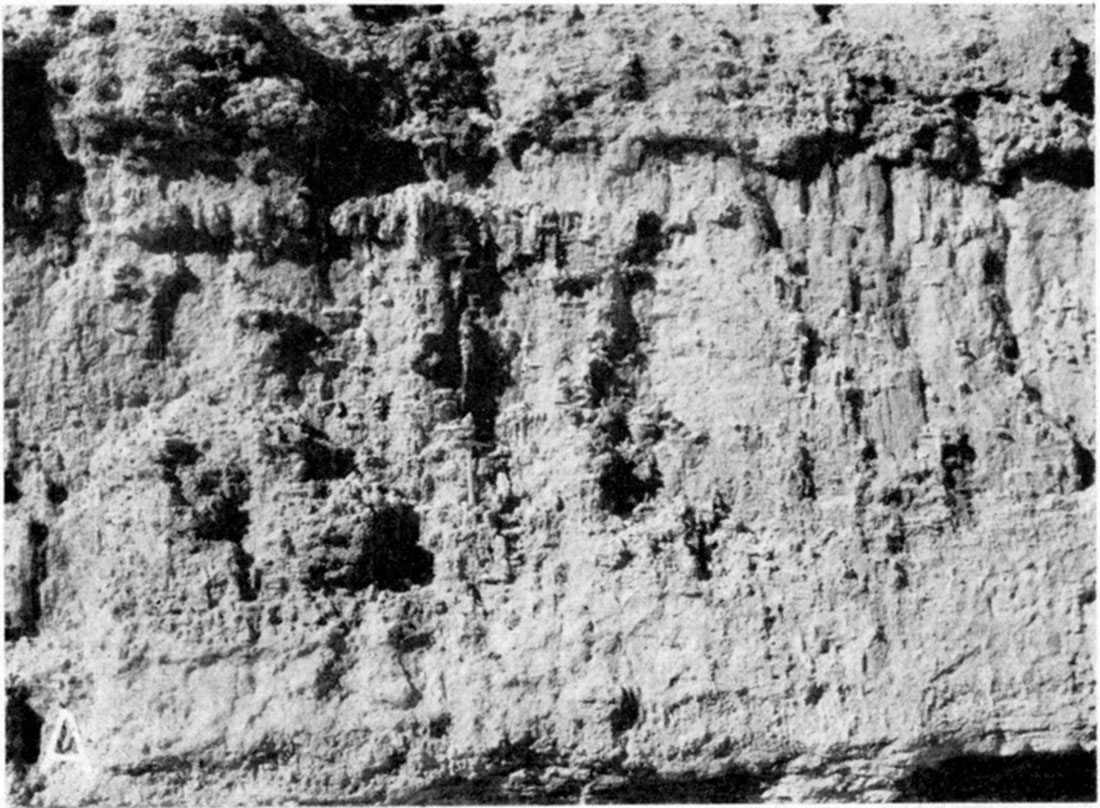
[{"x1": 3, "y1": 5, "x2": 1095, "y2": 804}]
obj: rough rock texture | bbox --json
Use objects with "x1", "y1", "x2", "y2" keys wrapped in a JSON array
[{"x1": 3, "y1": 4, "x2": 1095, "y2": 805}]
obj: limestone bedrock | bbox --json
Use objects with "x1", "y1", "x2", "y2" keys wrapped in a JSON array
[{"x1": 3, "y1": 4, "x2": 1094, "y2": 805}]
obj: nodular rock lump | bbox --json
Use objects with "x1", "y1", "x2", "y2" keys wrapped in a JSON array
[{"x1": 4, "y1": 4, "x2": 1095, "y2": 804}]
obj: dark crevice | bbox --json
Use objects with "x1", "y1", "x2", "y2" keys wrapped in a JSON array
[
  {"x1": 950, "y1": 89, "x2": 982, "y2": 120},
  {"x1": 5, "y1": 464, "x2": 23, "y2": 504},
  {"x1": 896, "y1": 749, "x2": 1096, "y2": 802},
  {"x1": 3, "y1": 50, "x2": 86, "y2": 247},
  {"x1": 759, "y1": 73, "x2": 893, "y2": 183},
  {"x1": 1040, "y1": 38, "x2": 1093, "y2": 118},
  {"x1": 5, "y1": 685, "x2": 43, "y2": 773},
  {"x1": 792, "y1": 435, "x2": 817, "y2": 501},
  {"x1": 680, "y1": 492, "x2": 729, "y2": 581},
  {"x1": 505, "y1": 86, "x2": 598, "y2": 169},
  {"x1": 231, "y1": 544, "x2": 258, "y2": 602},
  {"x1": 616, "y1": 54, "x2": 647, "y2": 103},
  {"x1": 609, "y1": 688, "x2": 641, "y2": 734},
  {"x1": 401, "y1": 763, "x2": 779, "y2": 805},
  {"x1": 349, "y1": 5, "x2": 442, "y2": 27},
  {"x1": 741, "y1": 177, "x2": 783, "y2": 250},
  {"x1": 584, "y1": 272, "x2": 660, "y2": 518},
  {"x1": 885, "y1": 521, "x2": 906, "y2": 554},
  {"x1": 1072, "y1": 438, "x2": 1095, "y2": 491},
  {"x1": 790, "y1": 321, "x2": 822, "y2": 390},
  {"x1": 302, "y1": 503, "x2": 433, "y2": 592},
  {"x1": 843, "y1": 386, "x2": 864, "y2": 436},
  {"x1": 941, "y1": 432, "x2": 977, "y2": 525},
  {"x1": 408, "y1": 206, "x2": 511, "y2": 450},
  {"x1": 552, "y1": 275, "x2": 600, "y2": 298},
  {"x1": 980, "y1": 244, "x2": 1020, "y2": 375},
  {"x1": 258, "y1": 420, "x2": 356, "y2": 482},
  {"x1": 991, "y1": 147, "x2": 1094, "y2": 197},
  {"x1": 237, "y1": 309, "x2": 334, "y2": 397},
  {"x1": 595, "y1": 448, "x2": 662, "y2": 518},
  {"x1": 45, "y1": 479, "x2": 68, "y2": 506},
  {"x1": 191, "y1": 465, "x2": 251, "y2": 544},
  {"x1": 7, "y1": 521, "x2": 49, "y2": 641},
  {"x1": 618, "y1": 211, "x2": 668, "y2": 266},
  {"x1": 144, "y1": 258, "x2": 201, "y2": 362}
]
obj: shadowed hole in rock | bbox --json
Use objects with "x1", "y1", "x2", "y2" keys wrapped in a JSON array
[{"x1": 895, "y1": 749, "x2": 1097, "y2": 802}]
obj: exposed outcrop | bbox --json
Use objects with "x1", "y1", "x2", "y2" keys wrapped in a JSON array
[{"x1": 4, "y1": 5, "x2": 1094, "y2": 805}]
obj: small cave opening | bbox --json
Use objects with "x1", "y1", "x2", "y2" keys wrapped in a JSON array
[{"x1": 895, "y1": 749, "x2": 1097, "y2": 802}]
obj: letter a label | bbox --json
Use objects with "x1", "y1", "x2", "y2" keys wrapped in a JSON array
[{"x1": 43, "y1": 708, "x2": 89, "y2": 767}]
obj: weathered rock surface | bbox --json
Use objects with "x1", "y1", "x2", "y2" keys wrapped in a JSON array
[{"x1": 4, "y1": 5, "x2": 1095, "y2": 804}]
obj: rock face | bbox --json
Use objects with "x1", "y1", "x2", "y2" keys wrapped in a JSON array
[{"x1": 3, "y1": 5, "x2": 1095, "y2": 804}]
